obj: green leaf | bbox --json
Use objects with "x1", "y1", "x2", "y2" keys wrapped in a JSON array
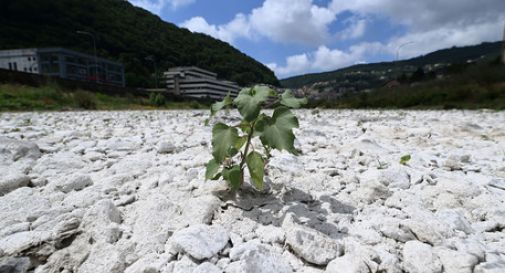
[
  {"x1": 234, "y1": 86, "x2": 273, "y2": 122},
  {"x1": 246, "y1": 152, "x2": 265, "y2": 190},
  {"x1": 234, "y1": 136, "x2": 248, "y2": 150},
  {"x1": 205, "y1": 159, "x2": 221, "y2": 180},
  {"x1": 212, "y1": 123, "x2": 239, "y2": 163},
  {"x1": 210, "y1": 95, "x2": 233, "y2": 117},
  {"x1": 280, "y1": 90, "x2": 308, "y2": 109},
  {"x1": 222, "y1": 165, "x2": 242, "y2": 190},
  {"x1": 259, "y1": 107, "x2": 299, "y2": 154},
  {"x1": 400, "y1": 155, "x2": 411, "y2": 165},
  {"x1": 239, "y1": 121, "x2": 252, "y2": 135}
]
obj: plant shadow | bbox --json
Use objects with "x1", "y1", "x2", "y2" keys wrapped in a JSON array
[{"x1": 214, "y1": 183, "x2": 356, "y2": 239}]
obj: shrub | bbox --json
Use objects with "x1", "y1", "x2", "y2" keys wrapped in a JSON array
[
  {"x1": 74, "y1": 90, "x2": 97, "y2": 109},
  {"x1": 149, "y1": 92, "x2": 166, "y2": 106},
  {"x1": 205, "y1": 86, "x2": 307, "y2": 191}
]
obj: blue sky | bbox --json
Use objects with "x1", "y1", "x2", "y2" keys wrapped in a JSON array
[{"x1": 128, "y1": 0, "x2": 505, "y2": 79}]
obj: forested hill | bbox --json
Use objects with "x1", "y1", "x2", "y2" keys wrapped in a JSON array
[
  {"x1": 281, "y1": 41, "x2": 502, "y2": 88},
  {"x1": 0, "y1": 0, "x2": 279, "y2": 87}
]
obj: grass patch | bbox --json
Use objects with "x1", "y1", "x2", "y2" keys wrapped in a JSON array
[{"x1": 0, "y1": 83, "x2": 210, "y2": 111}]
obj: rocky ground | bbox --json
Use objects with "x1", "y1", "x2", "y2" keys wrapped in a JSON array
[{"x1": 0, "y1": 110, "x2": 504, "y2": 273}]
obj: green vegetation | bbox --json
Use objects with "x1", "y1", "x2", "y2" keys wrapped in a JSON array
[
  {"x1": 314, "y1": 62, "x2": 505, "y2": 110},
  {"x1": 149, "y1": 93, "x2": 167, "y2": 107},
  {"x1": 281, "y1": 41, "x2": 501, "y2": 89},
  {"x1": 0, "y1": 0, "x2": 278, "y2": 87},
  {"x1": 0, "y1": 84, "x2": 209, "y2": 111},
  {"x1": 400, "y1": 155, "x2": 411, "y2": 166},
  {"x1": 205, "y1": 86, "x2": 307, "y2": 191}
]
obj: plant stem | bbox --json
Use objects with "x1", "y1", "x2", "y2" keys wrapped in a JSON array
[{"x1": 239, "y1": 122, "x2": 255, "y2": 171}]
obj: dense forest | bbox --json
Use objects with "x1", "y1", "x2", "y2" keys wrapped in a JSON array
[
  {"x1": 0, "y1": 0, "x2": 279, "y2": 87},
  {"x1": 281, "y1": 41, "x2": 502, "y2": 88}
]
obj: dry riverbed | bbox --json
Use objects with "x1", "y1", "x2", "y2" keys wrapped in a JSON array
[{"x1": 0, "y1": 110, "x2": 504, "y2": 273}]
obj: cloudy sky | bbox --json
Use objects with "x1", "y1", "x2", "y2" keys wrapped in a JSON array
[{"x1": 128, "y1": 0, "x2": 505, "y2": 79}]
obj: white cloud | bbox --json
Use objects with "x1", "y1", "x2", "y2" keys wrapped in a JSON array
[
  {"x1": 329, "y1": 0, "x2": 505, "y2": 31},
  {"x1": 180, "y1": 14, "x2": 252, "y2": 44},
  {"x1": 387, "y1": 19, "x2": 505, "y2": 59},
  {"x1": 181, "y1": 0, "x2": 338, "y2": 45},
  {"x1": 249, "y1": 0, "x2": 336, "y2": 45},
  {"x1": 128, "y1": 0, "x2": 195, "y2": 14},
  {"x1": 329, "y1": 0, "x2": 505, "y2": 57},
  {"x1": 270, "y1": 42, "x2": 387, "y2": 77},
  {"x1": 337, "y1": 18, "x2": 367, "y2": 40}
]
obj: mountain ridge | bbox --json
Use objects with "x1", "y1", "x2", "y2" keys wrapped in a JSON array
[{"x1": 281, "y1": 41, "x2": 502, "y2": 89}]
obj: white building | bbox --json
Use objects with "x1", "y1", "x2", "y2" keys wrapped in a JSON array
[
  {"x1": 0, "y1": 47, "x2": 125, "y2": 86},
  {"x1": 164, "y1": 67, "x2": 239, "y2": 100}
]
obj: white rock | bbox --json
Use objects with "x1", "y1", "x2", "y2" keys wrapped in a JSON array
[
  {"x1": 78, "y1": 243, "x2": 126, "y2": 273},
  {"x1": 82, "y1": 200, "x2": 122, "y2": 243},
  {"x1": 130, "y1": 195, "x2": 180, "y2": 255},
  {"x1": 170, "y1": 224, "x2": 229, "y2": 260},
  {"x1": 158, "y1": 142, "x2": 176, "y2": 154},
  {"x1": 0, "y1": 256, "x2": 31, "y2": 273},
  {"x1": 34, "y1": 234, "x2": 91, "y2": 273},
  {"x1": 435, "y1": 209, "x2": 473, "y2": 234},
  {"x1": 227, "y1": 240, "x2": 292, "y2": 273},
  {"x1": 56, "y1": 175, "x2": 93, "y2": 193},
  {"x1": 256, "y1": 225, "x2": 285, "y2": 244},
  {"x1": 474, "y1": 252, "x2": 505, "y2": 273},
  {"x1": 124, "y1": 253, "x2": 171, "y2": 273},
  {"x1": 193, "y1": 262, "x2": 222, "y2": 273},
  {"x1": 360, "y1": 167, "x2": 410, "y2": 190},
  {"x1": 400, "y1": 219, "x2": 444, "y2": 245},
  {"x1": 282, "y1": 213, "x2": 341, "y2": 265},
  {"x1": 172, "y1": 256, "x2": 197, "y2": 273},
  {"x1": 433, "y1": 247, "x2": 478, "y2": 273},
  {"x1": 488, "y1": 179, "x2": 505, "y2": 191},
  {"x1": 0, "y1": 173, "x2": 30, "y2": 196},
  {"x1": 325, "y1": 252, "x2": 376, "y2": 273},
  {"x1": 352, "y1": 176, "x2": 391, "y2": 204},
  {"x1": 0, "y1": 137, "x2": 41, "y2": 161},
  {"x1": 402, "y1": 241, "x2": 442, "y2": 273}
]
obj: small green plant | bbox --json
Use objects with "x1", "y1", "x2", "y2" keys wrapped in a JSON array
[
  {"x1": 149, "y1": 92, "x2": 166, "y2": 106},
  {"x1": 400, "y1": 154, "x2": 411, "y2": 165},
  {"x1": 205, "y1": 86, "x2": 307, "y2": 191}
]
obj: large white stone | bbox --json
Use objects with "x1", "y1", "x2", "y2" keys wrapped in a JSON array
[
  {"x1": 55, "y1": 175, "x2": 93, "y2": 193},
  {"x1": 282, "y1": 213, "x2": 341, "y2": 265},
  {"x1": 402, "y1": 241, "x2": 442, "y2": 273},
  {"x1": 0, "y1": 256, "x2": 31, "y2": 273},
  {"x1": 433, "y1": 247, "x2": 478, "y2": 273},
  {"x1": 78, "y1": 243, "x2": 126, "y2": 273},
  {"x1": 227, "y1": 240, "x2": 292, "y2": 273},
  {"x1": 0, "y1": 137, "x2": 41, "y2": 161},
  {"x1": 170, "y1": 224, "x2": 229, "y2": 260},
  {"x1": 0, "y1": 173, "x2": 30, "y2": 196},
  {"x1": 325, "y1": 253, "x2": 376, "y2": 273}
]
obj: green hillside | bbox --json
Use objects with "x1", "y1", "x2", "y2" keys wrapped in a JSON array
[
  {"x1": 0, "y1": 0, "x2": 279, "y2": 87},
  {"x1": 281, "y1": 41, "x2": 502, "y2": 89}
]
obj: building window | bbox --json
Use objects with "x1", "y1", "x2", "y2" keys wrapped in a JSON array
[
  {"x1": 24, "y1": 68, "x2": 27, "y2": 72},
  {"x1": 13, "y1": 62, "x2": 17, "y2": 71},
  {"x1": 8, "y1": 63, "x2": 12, "y2": 70},
  {"x1": 28, "y1": 57, "x2": 31, "y2": 61}
]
